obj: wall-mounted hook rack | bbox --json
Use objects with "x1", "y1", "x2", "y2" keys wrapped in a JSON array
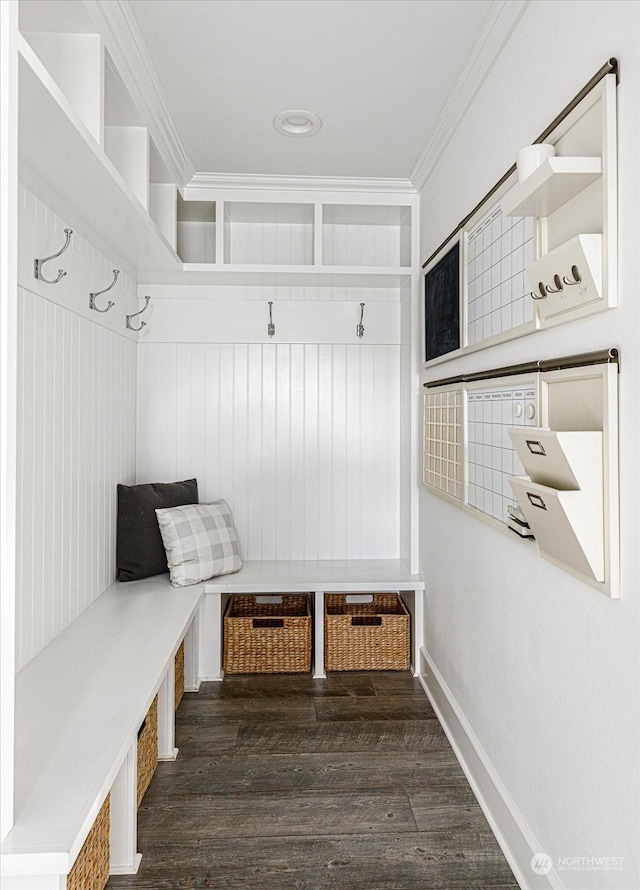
[
  {"x1": 34, "y1": 228, "x2": 73, "y2": 284},
  {"x1": 356, "y1": 302, "x2": 365, "y2": 338},
  {"x1": 89, "y1": 269, "x2": 119, "y2": 313},
  {"x1": 530, "y1": 267, "x2": 582, "y2": 301},
  {"x1": 125, "y1": 295, "x2": 150, "y2": 332},
  {"x1": 267, "y1": 301, "x2": 275, "y2": 337}
]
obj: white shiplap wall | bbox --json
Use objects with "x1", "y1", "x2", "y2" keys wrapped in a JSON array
[
  {"x1": 137, "y1": 342, "x2": 401, "y2": 561},
  {"x1": 16, "y1": 186, "x2": 138, "y2": 671},
  {"x1": 16, "y1": 289, "x2": 136, "y2": 669}
]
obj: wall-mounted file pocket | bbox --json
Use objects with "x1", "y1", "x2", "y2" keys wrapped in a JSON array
[
  {"x1": 508, "y1": 428, "x2": 602, "y2": 490},
  {"x1": 508, "y1": 475, "x2": 604, "y2": 582}
]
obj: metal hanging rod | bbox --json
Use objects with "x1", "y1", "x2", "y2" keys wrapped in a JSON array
[
  {"x1": 89, "y1": 269, "x2": 119, "y2": 313},
  {"x1": 356, "y1": 303, "x2": 365, "y2": 338},
  {"x1": 34, "y1": 228, "x2": 73, "y2": 284},
  {"x1": 125, "y1": 295, "x2": 150, "y2": 332},
  {"x1": 423, "y1": 348, "x2": 619, "y2": 389},
  {"x1": 422, "y1": 58, "x2": 618, "y2": 270}
]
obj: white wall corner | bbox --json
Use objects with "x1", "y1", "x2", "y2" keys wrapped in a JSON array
[
  {"x1": 82, "y1": 0, "x2": 194, "y2": 187},
  {"x1": 409, "y1": 0, "x2": 530, "y2": 192},
  {"x1": 186, "y1": 171, "x2": 418, "y2": 194},
  {"x1": 419, "y1": 646, "x2": 566, "y2": 890}
]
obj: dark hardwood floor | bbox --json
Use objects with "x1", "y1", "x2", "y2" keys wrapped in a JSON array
[{"x1": 108, "y1": 673, "x2": 519, "y2": 890}]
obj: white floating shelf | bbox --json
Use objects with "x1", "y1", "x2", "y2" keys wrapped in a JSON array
[
  {"x1": 526, "y1": 234, "x2": 603, "y2": 320},
  {"x1": 502, "y1": 157, "x2": 602, "y2": 218}
]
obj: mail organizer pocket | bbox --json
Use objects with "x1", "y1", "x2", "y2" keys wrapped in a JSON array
[
  {"x1": 526, "y1": 234, "x2": 602, "y2": 321},
  {"x1": 508, "y1": 476, "x2": 604, "y2": 582},
  {"x1": 508, "y1": 428, "x2": 602, "y2": 490}
]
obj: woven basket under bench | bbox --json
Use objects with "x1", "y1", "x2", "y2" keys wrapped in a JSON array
[
  {"x1": 324, "y1": 593, "x2": 410, "y2": 671},
  {"x1": 223, "y1": 594, "x2": 312, "y2": 674},
  {"x1": 174, "y1": 640, "x2": 185, "y2": 710},
  {"x1": 136, "y1": 695, "x2": 158, "y2": 807},
  {"x1": 66, "y1": 793, "x2": 110, "y2": 890}
]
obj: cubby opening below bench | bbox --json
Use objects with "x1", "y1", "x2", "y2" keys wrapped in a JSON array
[{"x1": 200, "y1": 559, "x2": 425, "y2": 680}]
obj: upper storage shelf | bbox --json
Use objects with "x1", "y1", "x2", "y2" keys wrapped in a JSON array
[
  {"x1": 501, "y1": 157, "x2": 602, "y2": 218},
  {"x1": 171, "y1": 196, "x2": 414, "y2": 281},
  {"x1": 224, "y1": 202, "x2": 314, "y2": 266},
  {"x1": 17, "y1": 34, "x2": 181, "y2": 278},
  {"x1": 322, "y1": 204, "x2": 412, "y2": 268}
]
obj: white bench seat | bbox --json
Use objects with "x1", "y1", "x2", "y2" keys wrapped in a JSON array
[
  {"x1": 1, "y1": 575, "x2": 204, "y2": 887},
  {"x1": 2, "y1": 559, "x2": 424, "y2": 887},
  {"x1": 199, "y1": 558, "x2": 425, "y2": 680}
]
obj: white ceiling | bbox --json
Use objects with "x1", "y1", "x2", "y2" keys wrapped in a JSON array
[{"x1": 128, "y1": 0, "x2": 494, "y2": 181}]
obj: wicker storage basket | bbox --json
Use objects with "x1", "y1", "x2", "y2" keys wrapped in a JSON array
[
  {"x1": 174, "y1": 640, "x2": 185, "y2": 710},
  {"x1": 324, "y1": 593, "x2": 410, "y2": 671},
  {"x1": 136, "y1": 695, "x2": 158, "y2": 807},
  {"x1": 67, "y1": 793, "x2": 110, "y2": 890},
  {"x1": 223, "y1": 594, "x2": 312, "y2": 674}
]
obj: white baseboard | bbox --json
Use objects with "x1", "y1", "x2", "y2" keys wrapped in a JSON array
[
  {"x1": 110, "y1": 852, "x2": 142, "y2": 875},
  {"x1": 419, "y1": 646, "x2": 565, "y2": 890}
]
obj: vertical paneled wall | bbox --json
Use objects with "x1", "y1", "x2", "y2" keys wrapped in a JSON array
[
  {"x1": 137, "y1": 342, "x2": 401, "y2": 561},
  {"x1": 16, "y1": 290, "x2": 136, "y2": 669},
  {"x1": 16, "y1": 186, "x2": 137, "y2": 671}
]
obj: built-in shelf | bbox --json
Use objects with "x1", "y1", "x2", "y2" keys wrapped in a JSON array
[
  {"x1": 177, "y1": 195, "x2": 216, "y2": 263},
  {"x1": 502, "y1": 156, "x2": 602, "y2": 218},
  {"x1": 17, "y1": 36, "x2": 181, "y2": 277},
  {"x1": 161, "y1": 266, "x2": 412, "y2": 287},
  {"x1": 323, "y1": 203, "x2": 412, "y2": 267},
  {"x1": 224, "y1": 202, "x2": 315, "y2": 265}
]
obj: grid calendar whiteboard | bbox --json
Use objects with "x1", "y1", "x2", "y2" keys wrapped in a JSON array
[
  {"x1": 467, "y1": 384, "x2": 537, "y2": 523},
  {"x1": 466, "y1": 203, "x2": 535, "y2": 345}
]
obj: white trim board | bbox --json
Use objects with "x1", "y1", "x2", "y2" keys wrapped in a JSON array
[
  {"x1": 187, "y1": 172, "x2": 417, "y2": 194},
  {"x1": 419, "y1": 646, "x2": 565, "y2": 890},
  {"x1": 409, "y1": 0, "x2": 530, "y2": 192}
]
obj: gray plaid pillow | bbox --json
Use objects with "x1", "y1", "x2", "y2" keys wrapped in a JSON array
[{"x1": 155, "y1": 500, "x2": 242, "y2": 587}]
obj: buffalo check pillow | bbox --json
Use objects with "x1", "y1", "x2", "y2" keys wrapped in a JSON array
[{"x1": 155, "y1": 500, "x2": 242, "y2": 587}]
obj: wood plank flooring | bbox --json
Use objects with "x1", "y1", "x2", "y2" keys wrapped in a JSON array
[{"x1": 108, "y1": 673, "x2": 519, "y2": 890}]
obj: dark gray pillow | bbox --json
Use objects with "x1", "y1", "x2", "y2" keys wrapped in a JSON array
[{"x1": 117, "y1": 479, "x2": 198, "y2": 582}]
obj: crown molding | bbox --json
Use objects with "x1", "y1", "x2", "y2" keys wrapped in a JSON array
[
  {"x1": 410, "y1": 0, "x2": 530, "y2": 193},
  {"x1": 82, "y1": 0, "x2": 194, "y2": 186},
  {"x1": 187, "y1": 172, "x2": 418, "y2": 195}
]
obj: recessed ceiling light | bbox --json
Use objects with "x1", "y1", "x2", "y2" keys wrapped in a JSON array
[{"x1": 273, "y1": 110, "x2": 322, "y2": 137}]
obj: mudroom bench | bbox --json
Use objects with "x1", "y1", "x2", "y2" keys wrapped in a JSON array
[
  {"x1": 2, "y1": 559, "x2": 424, "y2": 888},
  {"x1": 199, "y1": 559, "x2": 426, "y2": 680},
  {"x1": 1, "y1": 576, "x2": 204, "y2": 889}
]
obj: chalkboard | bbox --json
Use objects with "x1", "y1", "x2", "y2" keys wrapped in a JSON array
[{"x1": 424, "y1": 241, "x2": 460, "y2": 362}]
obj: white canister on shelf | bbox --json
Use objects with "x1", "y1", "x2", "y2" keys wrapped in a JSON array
[{"x1": 516, "y1": 143, "x2": 555, "y2": 182}]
